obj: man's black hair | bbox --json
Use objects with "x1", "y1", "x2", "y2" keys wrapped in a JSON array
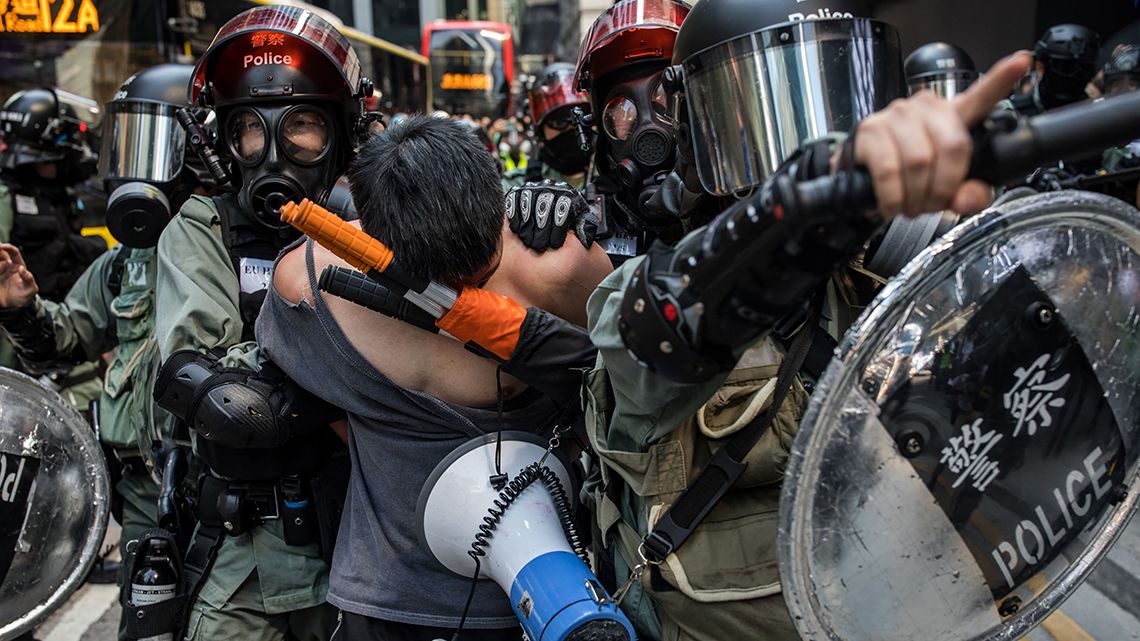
[{"x1": 349, "y1": 115, "x2": 503, "y2": 290}]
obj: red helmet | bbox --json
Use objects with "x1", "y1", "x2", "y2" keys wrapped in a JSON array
[
  {"x1": 573, "y1": 0, "x2": 691, "y2": 93},
  {"x1": 530, "y1": 63, "x2": 588, "y2": 127},
  {"x1": 190, "y1": 5, "x2": 369, "y2": 112}
]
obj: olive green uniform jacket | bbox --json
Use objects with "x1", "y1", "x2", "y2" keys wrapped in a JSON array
[
  {"x1": 585, "y1": 250, "x2": 858, "y2": 641},
  {"x1": 154, "y1": 196, "x2": 333, "y2": 640}
]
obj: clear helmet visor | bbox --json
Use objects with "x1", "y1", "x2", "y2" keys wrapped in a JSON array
[
  {"x1": 683, "y1": 18, "x2": 904, "y2": 196},
  {"x1": 908, "y1": 72, "x2": 979, "y2": 99},
  {"x1": 98, "y1": 101, "x2": 186, "y2": 184}
]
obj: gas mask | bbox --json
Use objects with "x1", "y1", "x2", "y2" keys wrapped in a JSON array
[
  {"x1": 593, "y1": 70, "x2": 682, "y2": 241},
  {"x1": 100, "y1": 74, "x2": 198, "y2": 247},
  {"x1": 105, "y1": 176, "x2": 195, "y2": 248},
  {"x1": 223, "y1": 103, "x2": 338, "y2": 230},
  {"x1": 598, "y1": 72, "x2": 675, "y2": 194}
]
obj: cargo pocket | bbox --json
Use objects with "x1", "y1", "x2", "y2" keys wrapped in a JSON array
[
  {"x1": 648, "y1": 492, "x2": 782, "y2": 602},
  {"x1": 101, "y1": 285, "x2": 159, "y2": 449},
  {"x1": 693, "y1": 346, "x2": 807, "y2": 489}
]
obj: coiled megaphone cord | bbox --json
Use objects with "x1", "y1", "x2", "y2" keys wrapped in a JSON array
[{"x1": 452, "y1": 461, "x2": 589, "y2": 640}]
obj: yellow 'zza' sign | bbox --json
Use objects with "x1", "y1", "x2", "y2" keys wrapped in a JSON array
[{"x1": 0, "y1": 0, "x2": 100, "y2": 34}]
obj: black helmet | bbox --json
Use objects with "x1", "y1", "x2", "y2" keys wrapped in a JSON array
[
  {"x1": 100, "y1": 64, "x2": 208, "y2": 247},
  {"x1": 1104, "y1": 45, "x2": 1140, "y2": 96},
  {"x1": 190, "y1": 5, "x2": 372, "y2": 228},
  {"x1": 1035, "y1": 24, "x2": 1099, "y2": 65},
  {"x1": 0, "y1": 87, "x2": 97, "y2": 180},
  {"x1": 905, "y1": 42, "x2": 979, "y2": 98},
  {"x1": 672, "y1": 0, "x2": 869, "y2": 65},
  {"x1": 673, "y1": 0, "x2": 902, "y2": 196},
  {"x1": 1033, "y1": 24, "x2": 1099, "y2": 108}
]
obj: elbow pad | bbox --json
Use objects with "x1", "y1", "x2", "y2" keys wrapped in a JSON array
[
  {"x1": 0, "y1": 302, "x2": 72, "y2": 373},
  {"x1": 154, "y1": 350, "x2": 343, "y2": 449}
]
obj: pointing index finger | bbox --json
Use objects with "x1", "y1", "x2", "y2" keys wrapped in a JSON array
[{"x1": 952, "y1": 52, "x2": 1033, "y2": 127}]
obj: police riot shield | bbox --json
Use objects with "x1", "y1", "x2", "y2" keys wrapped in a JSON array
[
  {"x1": 0, "y1": 368, "x2": 110, "y2": 640},
  {"x1": 779, "y1": 190, "x2": 1140, "y2": 641}
]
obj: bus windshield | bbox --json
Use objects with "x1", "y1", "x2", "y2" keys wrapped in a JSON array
[{"x1": 428, "y1": 27, "x2": 510, "y2": 119}]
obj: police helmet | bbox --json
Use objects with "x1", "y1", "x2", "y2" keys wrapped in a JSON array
[
  {"x1": 673, "y1": 0, "x2": 904, "y2": 196},
  {"x1": 0, "y1": 88, "x2": 97, "y2": 180},
  {"x1": 905, "y1": 42, "x2": 979, "y2": 98}
]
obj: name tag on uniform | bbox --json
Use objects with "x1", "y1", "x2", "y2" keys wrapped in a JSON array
[
  {"x1": 239, "y1": 257, "x2": 274, "y2": 295},
  {"x1": 14, "y1": 194, "x2": 38, "y2": 215}
]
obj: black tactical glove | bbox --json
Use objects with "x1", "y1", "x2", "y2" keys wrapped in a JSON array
[{"x1": 504, "y1": 179, "x2": 598, "y2": 252}]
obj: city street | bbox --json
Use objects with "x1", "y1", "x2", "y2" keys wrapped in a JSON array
[{"x1": 32, "y1": 514, "x2": 1140, "y2": 641}]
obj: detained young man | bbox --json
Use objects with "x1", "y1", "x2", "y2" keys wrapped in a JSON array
[{"x1": 255, "y1": 116, "x2": 614, "y2": 641}]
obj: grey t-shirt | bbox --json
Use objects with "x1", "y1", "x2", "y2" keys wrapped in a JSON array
[{"x1": 256, "y1": 240, "x2": 579, "y2": 628}]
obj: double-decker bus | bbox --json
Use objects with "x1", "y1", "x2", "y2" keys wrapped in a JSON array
[{"x1": 422, "y1": 20, "x2": 513, "y2": 119}]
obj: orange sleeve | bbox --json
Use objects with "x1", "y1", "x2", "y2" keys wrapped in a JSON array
[{"x1": 436, "y1": 287, "x2": 528, "y2": 361}]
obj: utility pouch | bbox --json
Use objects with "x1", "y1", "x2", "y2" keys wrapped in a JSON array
[
  {"x1": 281, "y1": 474, "x2": 318, "y2": 547},
  {"x1": 121, "y1": 528, "x2": 188, "y2": 641},
  {"x1": 310, "y1": 453, "x2": 351, "y2": 565}
]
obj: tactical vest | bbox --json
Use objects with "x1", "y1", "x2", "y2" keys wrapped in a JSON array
[
  {"x1": 584, "y1": 338, "x2": 806, "y2": 641},
  {"x1": 3, "y1": 176, "x2": 106, "y2": 301},
  {"x1": 100, "y1": 246, "x2": 170, "y2": 456},
  {"x1": 195, "y1": 194, "x2": 343, "y2": 481},
  {"x1": 214, "y1": 193, "x2": 297, "y2": 342}
]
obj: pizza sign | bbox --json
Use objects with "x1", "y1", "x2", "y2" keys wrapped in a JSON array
[{"x1": 0, "y1": 0, "x2": 100, "y2": 34}]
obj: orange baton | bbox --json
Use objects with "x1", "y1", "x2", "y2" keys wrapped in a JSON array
[{"x1": 279, "y1": 199, "x2": 394, "y2": 274}]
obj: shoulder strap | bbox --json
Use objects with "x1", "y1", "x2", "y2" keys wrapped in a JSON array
[
  {"x1": 640, "y1": 291, "x2": 824, "y2": 563},
  {"x1": 214, "y1": 194, "x2": 246, "y2": 278},
  {"x1": 107, "y1": 246, "x2": 133, "y2": 298}
]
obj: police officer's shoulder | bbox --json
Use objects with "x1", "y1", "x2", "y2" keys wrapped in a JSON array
[{"x1": 176, "y1": 193, "x2": 222, "y2": 227}]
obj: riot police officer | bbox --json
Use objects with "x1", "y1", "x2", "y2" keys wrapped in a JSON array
[
  {"x1": 502, "y1": 63, "x2": 592, "y2": 190},
  {"x1": 0, "y1": 87, "x2": 106, "y2": 409},
  {"x1": 151, "y1": 6, "x2": 370, "y2": 640},
  {"x1": 574, "y1": 0, "x2": 691, "y2": 261},
  {"x1": 580, "y1": 1, "x2": 1028, "y2": 639},
  {"x1": 0, "y1": 63, "x2": 212, "y2": 641},
  {"x1": 1010, "y1": 24, "x2": 1100, "y2": 115}
]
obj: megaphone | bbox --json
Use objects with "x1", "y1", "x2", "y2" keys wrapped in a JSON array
[{"x1": 417, "y1": 432, "x2": 635, "y2": 641}]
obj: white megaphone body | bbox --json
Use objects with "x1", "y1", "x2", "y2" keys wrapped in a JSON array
[{"x1": 417, "y1": 432, "x2": 635, "y2": 641}]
